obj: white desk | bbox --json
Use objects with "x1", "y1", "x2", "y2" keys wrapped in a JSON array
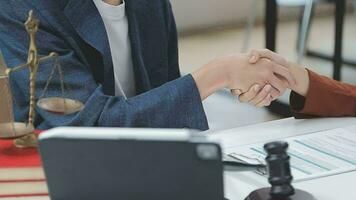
[
  {"x1": 208, "y1": 117, "x2": 356, "y2": 200},
  {"x1": 4, "y1": 118, "x2": 355, "y2": 200}
]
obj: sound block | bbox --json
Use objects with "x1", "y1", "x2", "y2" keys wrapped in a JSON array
[{"x1": 245, "y1": 188, "x2": 316, "y2": 200}]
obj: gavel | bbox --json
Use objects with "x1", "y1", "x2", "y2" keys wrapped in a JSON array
[{"x1": 244, "y1": 141, "x2": 315, "y2": 200}]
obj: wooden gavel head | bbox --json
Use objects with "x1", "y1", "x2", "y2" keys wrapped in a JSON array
[
  {"x1": 245, "y1": 142, "x2": 316, "y2": 200},
  {"x1": 264, "y1": 141, "x2": 295, "y2": 200}
]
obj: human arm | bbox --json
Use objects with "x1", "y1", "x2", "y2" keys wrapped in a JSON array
[
  {"x1": 0, "y1": 2, "x2": 210, "y2": 130},
  {"x1": 192, "y1": 54, "x2": 296, "y2": 100},
  {"x1": 239, "y1": 49, "x2": 356, "y2": 117},
  {"x1": 290, "y1": 68, "x2": 356, "y2": 118},
  {"x1": 0, "y1": 3, "x2": 295, "y2": 130}
]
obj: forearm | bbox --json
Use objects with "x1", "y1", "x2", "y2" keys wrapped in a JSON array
[
  {"x1": 98, "y1": 75, "x2": 208, "y2": 129},
  {"x1": 191, "y1": 62, "x2": 229, "y2": 100},
  {"x1": 37, "y1": 75, "x2": 209, "y2": 130},
  {"x1": 290, "y1": 67, "x2": 356, "y2": 118}
]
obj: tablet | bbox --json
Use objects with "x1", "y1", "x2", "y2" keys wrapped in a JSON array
[{"x1": 39, "y1": 127, "x2": 224, "y2": 200}]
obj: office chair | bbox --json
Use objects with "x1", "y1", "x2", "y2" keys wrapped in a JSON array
[{"x1": 242, "y1": 0, "x2": 321, "y2": 64}]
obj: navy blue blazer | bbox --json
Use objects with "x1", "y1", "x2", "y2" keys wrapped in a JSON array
[{"x1": 0, "y1": 0, "x2": 209, "y2": 130}]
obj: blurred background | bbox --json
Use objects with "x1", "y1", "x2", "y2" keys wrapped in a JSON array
[{"x1": 170, "y1": 0, "x2": 356, "y2": 131}]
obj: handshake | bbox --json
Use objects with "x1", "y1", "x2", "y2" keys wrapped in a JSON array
[{"x1": 192, "y1": 49, "x2": 310, "y2": 107}]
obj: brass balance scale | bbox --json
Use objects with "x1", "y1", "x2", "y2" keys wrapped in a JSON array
[{"x1": 0, "y1": 11, "x2": 84, "y2": 148}]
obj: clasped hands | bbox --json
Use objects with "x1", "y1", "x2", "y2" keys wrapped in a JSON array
[
  {"x1": 192, "y1": 49, "x2": 306, "y2": 105},
  {"x1": 231, "y1": 49, "x2": 296, "y2": 107}
]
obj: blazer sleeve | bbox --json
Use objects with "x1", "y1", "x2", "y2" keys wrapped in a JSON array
[
  {"x1": 0, "y1": 5, "x2": 209, "y2": 131},
  {"x1": 290, "y1": 69, "x2": 356, "y2": 118}
]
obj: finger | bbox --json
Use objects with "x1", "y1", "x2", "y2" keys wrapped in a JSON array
[
  {"x1": 259, "y1": 49, "x2": 289, "y2": 67},
  {"x1": 256, "y1": 94, "x2": 273, "y2": 107},
  {"x1": 239, "y1": 84, "x2": 261, "y2": 103},
  {"x1": 231, "y1": 89, "x2": 243, "y2": 96},
  {"x1": 270, "y1": 88, "x2": 280, "y2": 100},
  {"x1": 275, "y1": 73, "x2": 289, "y2": 84},
  {"x1": 250, "y1": 85, "x2": 272, "y2": 106},
  {"x1": 268, "y1": 75, "x2": 287, "y2": 94},
  {"x1": 248, "y1": 50, "x2": 261, "y2": 64},
  {"x1": 271, "y1": 63, "x2": 296, "y2": 87}
]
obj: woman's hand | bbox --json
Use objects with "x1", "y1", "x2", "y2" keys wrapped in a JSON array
[{"x1": 232, "y1": 84, "x2": 274, "y2": 107}]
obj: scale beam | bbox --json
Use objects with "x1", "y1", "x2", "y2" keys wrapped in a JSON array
[
  {"x1": 7, "y1": 53, "x2": 58, "y2": 75},
  {"x1": 0, "y1": 11, "x2": 83, "y2": 147}
]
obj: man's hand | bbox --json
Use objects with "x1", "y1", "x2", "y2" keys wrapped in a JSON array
[{"x1": 192, "y1": 53, "x2": 296, "y2": 100}]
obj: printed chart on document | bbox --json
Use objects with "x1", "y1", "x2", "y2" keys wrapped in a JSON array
[{"x1": 225, "y1": 126, "x2": 356, "y2": 182}]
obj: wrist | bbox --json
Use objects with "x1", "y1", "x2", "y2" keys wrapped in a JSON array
[
  {"x1": 192, "y1": 61, "x2": 229, "y2": 100},
  {"x1": 212, "y1": 54, "x2": 249, "y2": 91},
  {"x1": 289, "y1": 62, "x2": 310, "y2": 97}
]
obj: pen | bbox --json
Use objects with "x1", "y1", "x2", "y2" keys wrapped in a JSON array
[{"x1": 222, "y1": 154, "x2": 266, "y2": 172}]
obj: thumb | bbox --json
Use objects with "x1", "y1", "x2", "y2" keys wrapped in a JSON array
[{"x1": 248, "y1": 50, "x2": 260, "y2": 64}]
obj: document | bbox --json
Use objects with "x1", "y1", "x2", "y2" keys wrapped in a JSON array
[{"x1": 224, "y1": 126, "x2": 356, "y2": 182}]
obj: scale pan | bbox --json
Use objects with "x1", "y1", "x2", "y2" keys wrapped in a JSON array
[
  {"x1": 37, "y1": 97, "x2": 84, "y2": 115},
  {"x1": 0, "y1": 122, "x2": 34, "y2": 139}
]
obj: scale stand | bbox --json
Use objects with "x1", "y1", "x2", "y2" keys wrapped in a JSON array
[{"x1": 0, "y1": 10, "x2": 84, "y2": 148}]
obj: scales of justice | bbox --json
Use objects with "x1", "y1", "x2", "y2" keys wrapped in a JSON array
[{"x1": 0, "y1": 11, "x2": 84, "y2": 148}]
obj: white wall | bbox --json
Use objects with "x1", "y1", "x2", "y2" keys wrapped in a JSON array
[
  {"x1": 171, "y1": 0, "x2": 256, "y2": 32},
  {"x1": 170, "y1": 0, "x2": 337, "y2": 33}
]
